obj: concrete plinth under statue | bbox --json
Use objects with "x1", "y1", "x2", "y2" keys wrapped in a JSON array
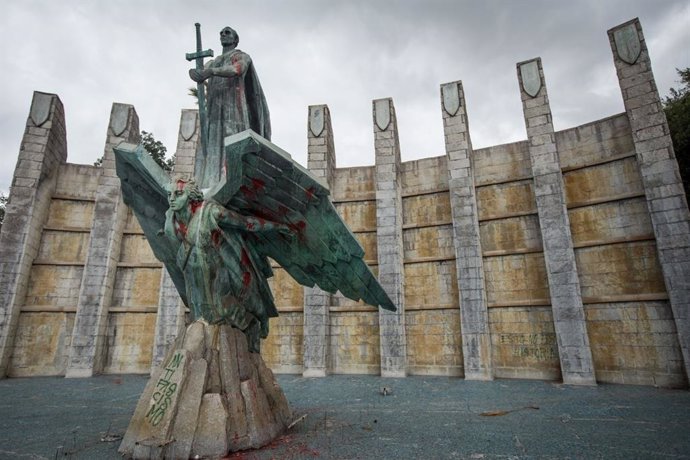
[{"x1": 119, "y1": 320, "x2": 292, "y2": 458}]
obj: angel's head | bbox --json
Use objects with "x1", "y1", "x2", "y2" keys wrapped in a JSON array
[{"x1": 169, "y1": 176, "x2": 203, "y2": 212}]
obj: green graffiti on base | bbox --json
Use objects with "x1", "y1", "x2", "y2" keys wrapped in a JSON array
[{"x1": 146, "y1": 351, "x2": 184, "y2": 426}]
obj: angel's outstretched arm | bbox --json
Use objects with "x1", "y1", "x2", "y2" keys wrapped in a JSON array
[{"x1": 214, "y1": 206, "x2": 291, "y2": 237}]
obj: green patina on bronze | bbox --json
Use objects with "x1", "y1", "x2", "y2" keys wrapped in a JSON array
[{"x1": 114, "y1": 25, "x2": 395, "y2": 353}]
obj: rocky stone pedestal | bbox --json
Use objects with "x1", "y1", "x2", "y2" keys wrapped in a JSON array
[{"x1": 119, "y1": 321, "x2": 292, "y2": 459}]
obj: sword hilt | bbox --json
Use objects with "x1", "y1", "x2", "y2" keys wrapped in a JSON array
[{"x1": 185, "y1": 22, "x2": 213, "y2": 68}]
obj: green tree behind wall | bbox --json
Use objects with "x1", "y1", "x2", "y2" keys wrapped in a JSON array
[
  {"x1": 94, "y1": 130, "x2": 174, "y2": 172},
  {"x1": 663, "y1": 67, "x2": 690, "y2": 201},
  {"x1": 0, "y1": 193, "x2": 7, "y2": 229}
]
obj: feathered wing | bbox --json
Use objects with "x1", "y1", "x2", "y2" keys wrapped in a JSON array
[
  {"x1": 209, "y1": 130, "x2": 396, "y2": 312},
  {"x1": 113, "y1": 142, "x2": 189, "y2": 307}
]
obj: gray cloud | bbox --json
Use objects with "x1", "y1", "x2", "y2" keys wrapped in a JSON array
[{"x1": 1, "y1": 0, "x2": 688, "y2": 195}]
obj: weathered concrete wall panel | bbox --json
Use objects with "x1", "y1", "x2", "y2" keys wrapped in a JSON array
[
  {"x1": 46, "y1": 199, "x2": 94, "y2": 229},
  {"x1": 473, "y1": 141, "x2": 531, "y2": 186},
  {"x1": 111, "y1": 268, "x2": 162, "y2": 308},
  {"x1": 103, "y1": 312, "x2": 156, "y2": 374},
  {"x1": 484, "y1": 254, "x2": 550, "y2": 306},
  {"x1": 569, "y1": 198, "x2": 653, "y2": 246},
  {"x1": 489, "y1": 307, "x2": 561, "y2": 380},
  {"x1": 329, "y1": 311, "x2": 380, "y2": 374},
  {"x1": 334, "y1": 201, "x2": 376, "y2": 231},
  {"x1": 8, "y1": 312, "x2": 75, "y2": 377},
  {"x1": 400, "y1": 156, "x2": 448, "y2": 194},
  {"x1": 406, "y1": 309, "x2": 462, "y2": 376},
  {"x1": 36, "y1": 231, "x2": 89, "y2": 263},
  {"x1": 557, "y1": 114, "x2": 635, "y2": 170},
  {"x1": 404, "y1": 262, "x2": 458, "y2": 308},
  {"x1": 267, "y1": 267, "x2": 304, "y2": 309},
  {"x1": 55, "y1": 164, "x2": 101, "y2": 200},
  {"x1": 25, "y1": 265, "x2": 83, "y2": 308},
  {"x1": 354, "y1": 232, "x2": 377, "y2": 262},
  {"x1": 261, "y1": 313, "x2": 303, "y2": 373},
  {"x1": 585, "y1": 302, "x2": 686, "y2": 387},
  {"x1": 403, "y1": 225, "x2": 455, "y2": 260},
  {"x1": 563, "y1": 157, "x2": 644, "y2": 206},
  {"x1": 119, "y1": 235, "x2": 158, "y2": 264},
  {"x1": 479, "y1": 215, "x2": 542, "y2": 254},
  {"x1": 402, "y1": 193, "x2": 452, "y2": 227},
  {"x1": 476, "y1": 181, "x2": 536, "y2": 220},
  {"x1": 332, "y1": 166, "x2": 375, "y2": 201},
  {"x1": 575, "y1": 242, "x2": 666, "y2": 300}
]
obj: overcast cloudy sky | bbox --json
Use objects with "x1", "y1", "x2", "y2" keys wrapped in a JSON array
[{"x1": 1, "y1": 0, "x2": 688, "y2": 195}]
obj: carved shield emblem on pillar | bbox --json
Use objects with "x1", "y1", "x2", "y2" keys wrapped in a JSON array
[
  {"x1": 111, "y1": 105, "x2": 129, "y2": 136},
  {"x1": 441, "y1": 82, "x2": 461, "y2": 117},
  {"x1": 181, "y1": 110, "x2": 198, "y2": 141},
  {"x1": 613, "y1": 23, "x2": 641, "y2": 65},
  {"x1": 374, "y1": 99, "x2": 391, "y2": 131},
  {"x1": 30, "y1": 92, "x2": 52, "y2": 127},
  {"x1": 520, "y1": 60, "x2": 542, "y2": 98},
  {"x1": 309, "y1": 106, "x2": 325, "y2": 137}
]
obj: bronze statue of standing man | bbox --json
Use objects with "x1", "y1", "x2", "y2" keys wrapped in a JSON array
[{"x1": 190, "y1": 26, "x2": 271, "y2": 187}]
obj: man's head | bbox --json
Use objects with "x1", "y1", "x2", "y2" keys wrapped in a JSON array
[
  {"x1": 220, "y1": 26, "x2": 239, "y2": 49},
  {"x1": 169, "y1": 177, "x2": 203, "y2": 212}
]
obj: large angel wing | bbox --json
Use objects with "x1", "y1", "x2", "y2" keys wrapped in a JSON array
[
  {"x1": 208, "y1": 130, "x2": 396, "y2": 311},
  {"x1": 113, "y1": 143, "x2": 188, "y2": 307}
]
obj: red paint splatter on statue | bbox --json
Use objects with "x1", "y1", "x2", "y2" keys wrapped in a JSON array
[
  {"x1": 246, "y1": 221, "x2": 255, "y2": 231},
  {"x1": 241, "y1": 248, "x2": 250, "y2": 267},
  {"x1": 176, "y1": 180, "x2": 185, "y2": 191},
  {"x1": 174, "y1": 219, "x2": 188, "y2": 239},
  {"x1": 211, "y1": 229, "x2": 222, "y2": 247},
  {"x1": 190, "y1": 200, "x2": 203, "y2": 214},
  {"x1": 305, "y1": 186, "x2": 315, "y2": 201},
  {"x1": 240, "y1": 185, "x2": 254, "y2": 200},
  {"x1": 242, "y1": 272, "x2": 251, "y2": 287},
  {"x1": 251, "y1": 178, "x2": 265, "y2": 192},
  {"x1": 287, "y1": 220, "x2": 307, "y2": 242}
]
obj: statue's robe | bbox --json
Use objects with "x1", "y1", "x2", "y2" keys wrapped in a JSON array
[
  {"x1": 201, "y1": 49, "x2": 271, "y2": 187},
  {"x1": 167, "y1": 200, "x2": 277, "y2": 352}
]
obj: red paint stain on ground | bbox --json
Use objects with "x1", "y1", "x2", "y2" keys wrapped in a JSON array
[{"x1": 222, "y1": 434, "x2": 320, "y2": 459}]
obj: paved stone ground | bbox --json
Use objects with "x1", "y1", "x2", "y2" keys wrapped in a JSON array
[{"x1": 0, "y1": 374, "x2": 689, "y2": 459}]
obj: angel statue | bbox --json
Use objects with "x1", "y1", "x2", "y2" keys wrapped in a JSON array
[
  {"x1": 164, "y1": 174, "x2": 291, "y2": 353},
  {"x1": 114, "y1": 131, "x2": 396, "y2": 353}
]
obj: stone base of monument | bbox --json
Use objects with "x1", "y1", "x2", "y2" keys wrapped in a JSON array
[{"x1": 119, "y1": 320, "x2": 292, "y2": 459}]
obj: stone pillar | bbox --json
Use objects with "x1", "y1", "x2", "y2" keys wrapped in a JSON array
[
  {"x1": 0, "y1": 92, "x2": 67, "y2": 378},
  {"x1": 441, "y1": 81, "x2": 493, "y2": 380},
  {"x1": 151, "y1": 109, "x2": 199, "y2": 370},
  {"x1": 65, "y1": 103, "x2": 140, "y2": 378},
  {"x1": 373, "y1": 98, "x2": 406, "y2": 377},
  {"x1": 517, "y1": 58, "x2": 596, "y2": 385},
  {"x1": 302, "y1": 105, "x2": 336, "y2": 377},
  {"x1": 608, "y1": 19, "x2": 690, "y2": 381}
]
